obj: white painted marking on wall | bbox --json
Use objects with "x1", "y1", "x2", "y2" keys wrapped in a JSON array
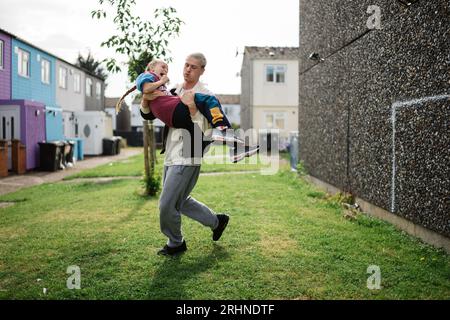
[
  {"x1": 391, "y1": 106, "x2": 397, "y2": 213},
  {"x1": 390, "y1": 94, "x2": 450, "y2": 213}
]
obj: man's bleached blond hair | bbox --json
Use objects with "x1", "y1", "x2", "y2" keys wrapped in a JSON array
[{"x1": 187, "y1": 53, "x2": 207, "y2": 68}]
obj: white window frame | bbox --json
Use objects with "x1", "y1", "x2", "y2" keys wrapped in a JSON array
[
  {"x1": 0, "y1": 40, "x2": 4, "y2": 70},
  {"x1": 18, "y1": 48, "x2": 30, "y2": 78},
  {"x1": 86, "y1": 78, "x2": 92, "y2": 97},
  {"x1": 95, "y1": 82, "x2": 101, "y2": 100},
  {"x1": 265, "y1": 64, "x2": 286, "y2": 84},
  {"x1": 264, "y1": 111, "x2": 286, "y2": 130},
  {"x1": 59, "y1": 66, "x2": 68, "y2": 89},
  {"x1": 74, "y1": 72, "x2": 81, "y2": 93},
  {"x1": 41, "y1": 59, "x2": 50, "y2": 84}
]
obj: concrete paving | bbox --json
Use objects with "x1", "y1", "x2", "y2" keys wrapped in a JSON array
[{"x1": 0, "y1": 148, "x2": 142, "y2": 196}]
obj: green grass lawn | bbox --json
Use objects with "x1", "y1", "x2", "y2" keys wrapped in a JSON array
[
  {"x1": 0, "y1": 164, "x2": 448, "y2": 299},
  {"x1": 63, "y1": 145, "x2": 280, "y2": 180}
]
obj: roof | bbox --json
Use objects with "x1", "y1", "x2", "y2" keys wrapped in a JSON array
[
  {"x1": 215, "y1": 94, "x2": 240, "y2": 105},
  {"x1": 0, "y1": 27, "x2": 105, "y2": 82},
  {"x1": 244, "y1": 46, "x2": 299, "y2": 60},
  {"x1": 105, "y1": 97, "x2": 129, "y2": 109}
]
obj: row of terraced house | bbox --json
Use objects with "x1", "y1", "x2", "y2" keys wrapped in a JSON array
[{"x1": 0, "y1": 28, "x2": 115, "y2": 174}]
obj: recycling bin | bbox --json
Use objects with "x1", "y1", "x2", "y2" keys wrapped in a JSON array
[
  {"x1": 76, "y1": 139, "x2": 84, "y2": 160},
  {"x1": 69, "y1": 137, "x2": 84, "y2": 161},
  {"x1": 113, "y1": 136, "x2": 122, "y2": 155},
  {"x1": 103, "y1": 138, "x2": 116, "y2": 155},
  {"x1": 38, "y1": 141, "x2": 65, "y2": 171}
]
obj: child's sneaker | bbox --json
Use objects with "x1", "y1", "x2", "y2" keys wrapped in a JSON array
[
  {"x1": 229, "y1": 145, "x2": 260, "y2": 163},
  {"x1": 212, "y1": 127, "x2": 245, "y2": 145}
]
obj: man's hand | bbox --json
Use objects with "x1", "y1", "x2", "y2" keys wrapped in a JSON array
[
  {"x1": 180, "y1": 90, "x2": 198, "y2": 115},
  {"x1": 180, "y1": 90, "x2": 195, "y2": 105}
]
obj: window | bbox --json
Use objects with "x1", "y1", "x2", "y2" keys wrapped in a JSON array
[
  {"x1": 265, "y1": 112, "x2": 286, "y2": 129},
  {"x1": 41, "y1": 59, "x2": 50, "y2": 84},
  {"x1": 18, "y1": 48, "x2": 30, "y2": 77},
  {"x1": 96, "y1": 82, "x2": 101, "y2": 100},
  {"x1": 86, "y1": 78, "x2": 92, "y2": 97},
  {"x1": 59, "y1": 67, "x2": 68, "y2": 89},
  {"x1": 265, "y1": 64, "x2": 286, "y2": 83},
  {"x1": 74, "y1": 73, "x2": 81, "y2": 93},
  {"x1": 265, "y1": 114, "x2": 274, "y2": 128},
  {"x1": 0, "y1": 40, "x2": 4, "y2": 69}
]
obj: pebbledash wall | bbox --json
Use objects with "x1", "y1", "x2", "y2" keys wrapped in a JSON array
[{"x1": 298, "y1": 1, "x2": 449, "y2": 250}]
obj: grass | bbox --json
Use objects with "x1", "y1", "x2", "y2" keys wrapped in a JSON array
[
  {"x1": 0, "y1": 161, "x2": 448, "y2": 299},
  {"x1": 63, "y1": 145, "x2": 278, "y2": 180}
]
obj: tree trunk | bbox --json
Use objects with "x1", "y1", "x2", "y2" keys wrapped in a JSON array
[
  {"x1": 143, "y1": 120, "x2": 150, "y2": 180},
  {"x1": 149, "y1": 120, "x2": 155, "y2": 174}
]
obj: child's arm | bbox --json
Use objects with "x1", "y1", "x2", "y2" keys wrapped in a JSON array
[
  {"x1": 142, "y1": 75, "x2": 169, "y2": 94},
  {"x1": 140, "y1": 98, "x2": 152, "y2": 113},
  {"x1": 140, "y1": 91, "x2": 165, "y2": 119},
  {"x1": 136, "y1": 73, "x2": 169, "y2": 94}
]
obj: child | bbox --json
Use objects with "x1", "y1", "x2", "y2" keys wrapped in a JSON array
[{"x1": 116, "y1": 59, "x2": 259, "y2": 161}]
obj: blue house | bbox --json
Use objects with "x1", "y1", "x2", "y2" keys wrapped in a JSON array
[{"x1": 11, "y1": 38, "x2": 63, "y2": 141}]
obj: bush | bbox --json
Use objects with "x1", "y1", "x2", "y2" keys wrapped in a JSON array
[
  {"x1": 296, "y1": 161, "x2": 307, "y2": 176},
  {"x1": 142, "y1": 171, "x2": 161, "y2": 196}
]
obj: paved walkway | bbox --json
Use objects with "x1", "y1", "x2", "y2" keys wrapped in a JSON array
[
  {"x1": 0, "y1": 148, "x2": 142, "y2": 196},
  {"x1": 0, "y1": 150, "x2": 291, "y2": 197}
]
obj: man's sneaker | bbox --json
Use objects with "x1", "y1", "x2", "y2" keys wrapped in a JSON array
[
  {"x1": 213, "y1": 214, "x2": 230, "y2": 241},
  {"x1": 229, "y1": 145, "x2": 260, "y2": 163},
  {"x1": 157, "y1": 240, "x2": 187, "y2": 256},
  {"x1": 211, "y1": 128, "x2": 245, "y2": 145}
]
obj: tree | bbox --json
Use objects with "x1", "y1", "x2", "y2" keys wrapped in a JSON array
[
  {"x1": 91, "y1": 0, "x2": 183, "y2": 79},
  {"x1": 75, "y1": 52, "x2": 108, "y2": 82},
  {"x1": 91, "y1": 0, "x2": 183, "y2": 196}
]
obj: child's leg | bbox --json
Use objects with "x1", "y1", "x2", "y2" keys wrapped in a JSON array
[
  {"x1": 193, "y1": 93, "x2": 232, "y2": 128},
  {"x1": 141, "y1": 98, "x2": 151, "y2": 110},
  {"x1": 172, "y1": 103, "x2": 212, "y2": 157}
]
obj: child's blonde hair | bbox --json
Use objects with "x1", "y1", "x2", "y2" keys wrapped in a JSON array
[
  {"x1": 146, "y1": 59, "x2": 166, "y2": 72},
  {"x1": 115, "y1": 59, "x2": 165, "y2": 114}
]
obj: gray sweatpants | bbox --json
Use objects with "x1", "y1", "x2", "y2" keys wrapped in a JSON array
[{"x1": 159, "y1": 165, "x2": 219, "y2": 247}]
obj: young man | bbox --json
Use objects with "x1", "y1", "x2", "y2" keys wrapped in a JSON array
[{"x1": 140, "y1": 53, "x2": 230, "y2": 256}]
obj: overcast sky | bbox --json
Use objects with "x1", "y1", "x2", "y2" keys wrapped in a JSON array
[{"x1": 0, "y1": 0, "x2": 299, "y2": 99}]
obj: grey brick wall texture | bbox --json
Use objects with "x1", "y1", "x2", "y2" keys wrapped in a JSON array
[{"x1": 298, "y1": 0, "x2": 449, "y2": 237}]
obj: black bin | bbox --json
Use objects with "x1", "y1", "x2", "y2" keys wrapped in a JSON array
[
  {"x1": 112, "y1": 136, "x2": 122, "y2": 155},
  {"x1": 38, "y1": 141, "x2": 65, "y2": 171},
  {"x1": 103, "y1": 138, "x2": 116, "y2": 155}
]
